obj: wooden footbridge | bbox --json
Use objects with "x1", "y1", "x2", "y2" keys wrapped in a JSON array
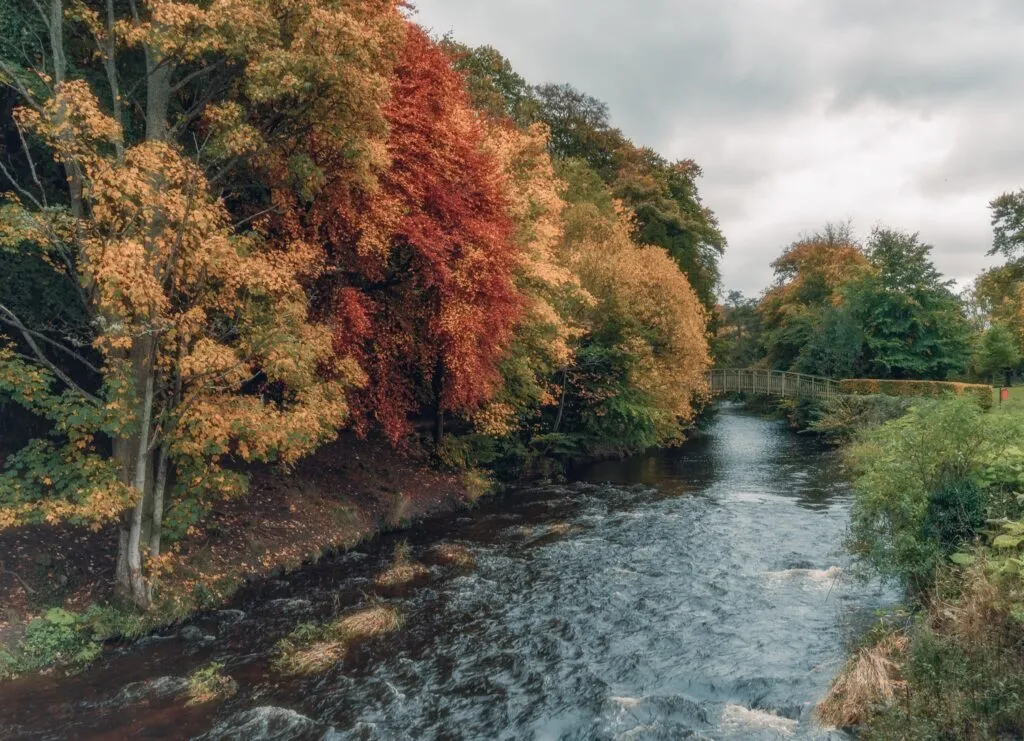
[{"x1": 707, "y1": 369, "x2": 840, "y2": 401}]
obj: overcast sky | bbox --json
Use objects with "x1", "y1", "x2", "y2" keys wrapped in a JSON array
[{"x1": 412, "y1": 0, "x2": 1022, "y2": 296}]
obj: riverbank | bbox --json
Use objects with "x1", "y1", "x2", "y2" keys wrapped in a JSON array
[
  {"x1": 814, "y1": 396, "x2": 1024, "y2": 739},
  {"x1": 0, "y1": 433, "x2": 479, "y2": 680},
  {"x1": 0, "y1": 405, "x2": 885, "y2": 740}
]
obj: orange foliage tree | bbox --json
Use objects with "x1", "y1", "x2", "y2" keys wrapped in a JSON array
[
  {"x1": 562, "y1": 161, "x2": 711, "y2": 447},
  {"x1": 472, "y1": 121, "x2": 593, "y2": 438},
  {"x1": 758, "y1": 224, "x2": 873, "y2": 372}
]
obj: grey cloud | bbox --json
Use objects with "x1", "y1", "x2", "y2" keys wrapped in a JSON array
[
  {"x1": 413, "y1": 0, "x2": 1024, "y2": 293},
  {"x1": 917, "y1": 112, "x2": 1024, "y2": 198}
]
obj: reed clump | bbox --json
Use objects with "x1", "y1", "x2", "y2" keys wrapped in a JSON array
[
  {"x1": 374, "y1": 541, "x2": 430, "y2": 588},
  {"x1": 816, "y1": 633, "x2": 908, "y2": 728}
]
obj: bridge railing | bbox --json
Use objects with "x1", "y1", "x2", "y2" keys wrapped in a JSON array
[{"x1": 707, "y1": 368, "x2": 840, "y2": 401}]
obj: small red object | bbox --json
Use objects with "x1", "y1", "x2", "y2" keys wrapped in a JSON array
[{"x1": 1001, "y1": 387, "x2": 1010, "y2": 403}]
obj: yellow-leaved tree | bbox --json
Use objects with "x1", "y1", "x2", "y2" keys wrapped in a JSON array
[{"x1": 0, "y1": 0, "x2": 404, "y2": 607}]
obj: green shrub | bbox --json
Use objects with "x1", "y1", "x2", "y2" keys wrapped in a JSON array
[
  {"x1": 847, "y1": 398, "x2": 994, "y2": 591},
  {"x1": 0, "y1": 608, "x2": 102, "y2": 678},
  {"x1": 809, "y1": 394, "x2": 913, "y2": 441},
  {"x1": 839, "y1": 379, "x2": 993, "y2": 410},
  {"x1": 922, "y1": 479, "x2": 986, "y2": 556},
  {"x1": 0, "y1": 602, "x2": 154, "y2": 680},
  {"x1": 978, "y1": 442, "x2": 1024, "y2": 522}
]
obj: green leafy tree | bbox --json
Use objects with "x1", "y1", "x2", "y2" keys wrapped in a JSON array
[
  {"x1": 532, "y1": 83, "x2": 627, "y2": 180},
  {"x1": 793, "y1": 303, "x2": 864, "y2": 378},
  {"x1": 990, "y1": 189, "x2": 1024, "y2": 259},
  {"x1": 975, "y1": 323, "x2": 1021, "y2": 384},
  {"x1": 844, "y1": 228, "x2": 971, "y2": 380},
  {"x1": 440, "y1": 40, "x2": 539, "y2": 125},
  {"x1": 613, "y1": 148, "x2": 726, "y2": 309},
  {"x1": 712, "y1": 291, "x2": 763, "y2": 368}
]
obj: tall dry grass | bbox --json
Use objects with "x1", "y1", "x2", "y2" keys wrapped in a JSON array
[{"x1": 816, "y1": 633, "x2": 908, "y2": 728}]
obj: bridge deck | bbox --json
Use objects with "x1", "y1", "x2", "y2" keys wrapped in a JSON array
[{"x1": 707, "y1": 368, "x2": 839, "y2": 401}]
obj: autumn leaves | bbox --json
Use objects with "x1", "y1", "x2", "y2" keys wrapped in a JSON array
[{"x1": 0, "y1": 1, "x2": 716, "y2": 605}]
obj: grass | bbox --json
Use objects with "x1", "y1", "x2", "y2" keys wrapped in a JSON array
[
  {"x1": 272, "y1": 605, "x2": 402, "y2": 676},
  {"x1": 183, "y1": 661, "x2": 237, "y2": 705},
  {"x1": 993, "y1": 384, "x2": 1024, "y2": 412},
  {"x1": 332, "y1": 605, "x2": 402, "y2": 641},
  {"x1": 816, "y1": 632, "x2": 908, "y2": 728},
  {"x1": 428, "y1": 543, "x2": 476, "y2": 568},
  {"x1": 273, "y1": 638, "x2": 348, "y2": 675},
  {"x1": 374, "y1": 541, "x2": 429, "y2": 589},
  {"x1": 824, "y1": 563, "x2": 1024, "y2": 740}
]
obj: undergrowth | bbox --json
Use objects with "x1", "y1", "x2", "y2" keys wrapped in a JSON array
[{"x1": 0, "y1": 605, "x2": 149, "y2": 680}]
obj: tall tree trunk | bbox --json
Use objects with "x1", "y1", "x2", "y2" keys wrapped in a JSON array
[
  {"x1": 432, "y1": 355, "x2": 445, "y2": 448},
  {"x1": 103, "y1": 0, "x2": 124, "y2": 161},
  {"x1": 552, "y1": 369, "x2": 568, "y2": 434},
  {"x1": 114, "y1": 341, "x2": 156, "y2": 608},
  {"x1": 144, "y1": 47, "x2": 171, "y2": 142},
  {"x1": 46, "y1": 0, "x2": 86, "y2": 219},
  {"x1": 144, "y1": 442, "x2": 169, "y2": 604}
]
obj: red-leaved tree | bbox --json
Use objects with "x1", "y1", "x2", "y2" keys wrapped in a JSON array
[{"x1": 313, "y1": 25, "x2": 521, "y2": 443}]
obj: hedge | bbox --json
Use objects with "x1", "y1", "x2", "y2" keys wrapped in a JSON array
[{"x1": 839, "y1": 379, "x2": 993, "y2": 410}]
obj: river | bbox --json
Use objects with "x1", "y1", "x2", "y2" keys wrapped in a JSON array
[{"x1": 0, "y1": 404, "x2": 892, "y2": 740}]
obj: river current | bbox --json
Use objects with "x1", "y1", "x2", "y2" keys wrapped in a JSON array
[{"x1": 0, "y1": 404, "x2": 893, "y2": 740}]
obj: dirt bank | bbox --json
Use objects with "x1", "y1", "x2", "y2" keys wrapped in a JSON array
[{"x1": 0, "y1": 432, "x2": 474, "y2": 662}]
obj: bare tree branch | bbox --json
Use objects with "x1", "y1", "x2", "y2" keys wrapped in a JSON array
[
  {"x1": 169, "y1": 59, "x2": 225, "y2": 95},
  {"x1": 234, "y1": 205, "x2": 278, "y2": 230},
  {"x1": 0, "y1": 59, "x2": 47, "y2": 113},
  {"x1": 0, "y1": 317, "x2": 99, "y2": 374},
  {"x1": 0, "y1": 156, "x2": 45, "y2": 210},
  {"x1": 14, "y1": 120, "x2": 48, "y2": 208},
  {"x1": 0, "y1": 302, "x2": 101, "y2": 405}
]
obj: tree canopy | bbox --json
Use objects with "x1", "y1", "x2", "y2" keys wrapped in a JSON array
[{"x1": 0, "y1": 5, "x2": 715, "y2": 607}]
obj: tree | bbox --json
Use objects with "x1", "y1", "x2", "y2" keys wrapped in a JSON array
[
  {"x1": 557, "y1": 160, "x2": 710, "y2": 451},
  {"x1": 759, "y1": 223, "x2": 871, "y2": 373},
  {"x1": 793, "y1": 303, "x2": 864, "y2": 379},
  {"x1": 472, "y1": 120, "x2": 592, "y2": 440},
  {"x1": 975, "y1": 324, "x2": 1021, "y2": 385},
  {"x1": 971, "y1": 192, "x2": 1024, "y2": 352},
  {"x1": 0, "y1": 0, "x2": 404, "y2": 606},
  {"x1": 844, "y1": 228, "x2": 971, "y2": 380},
  {"x1": 712, "y1": 291, "x2": 763, "y2": 368},
  {"x1": 440, "y1": 42, "x2": 727, "y2": 313},
  {"x1": 533, "y1": 83, "x2": 627, "y2": 181},
  {"x1": 612, "y1": 147, "x2": 726, "y2": 310},
  {"x1": 440, "y1": 40, "x2": 538, "y2": 126},
  {"x1": 317, "y1": 26, "x2": 522, "y2": 445},
  {"x1": 990, "y1": 190, "x2": 1024, "y2": 260}
]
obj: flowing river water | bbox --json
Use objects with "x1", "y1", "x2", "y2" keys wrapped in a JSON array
[{"x1": 0, "y1": 404, "x2": 894, "y2": 740}]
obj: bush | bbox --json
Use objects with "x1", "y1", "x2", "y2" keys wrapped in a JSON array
[
  {"x1": 847, "y1": 398, "x2": 994, "y2": 591},
  {"x1": 922, "y1": 479, "x2": 986, "y2": 556},
  {"x1": 839, "y1": 379, "x2": 993, "y2": 410},
  {"x1": 0, "y1": 602, "x2": 152, "y2": 680},
  {"x1": 0, "y1": 608, "x2": 101, "y2": 679},
  {"x1": 977, "y1": 442, "x2": 1024, "y2": 523},
  {"x1": 856, "y1": 565, "x2": 1024, "y2": 741},
  {"x1": 809, "y1": 394, "x2": 913, "y2": 442}
]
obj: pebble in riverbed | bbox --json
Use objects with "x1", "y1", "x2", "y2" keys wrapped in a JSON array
[{"x1": 179, "y1": 625, "x2": 216, "y2": 643}]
